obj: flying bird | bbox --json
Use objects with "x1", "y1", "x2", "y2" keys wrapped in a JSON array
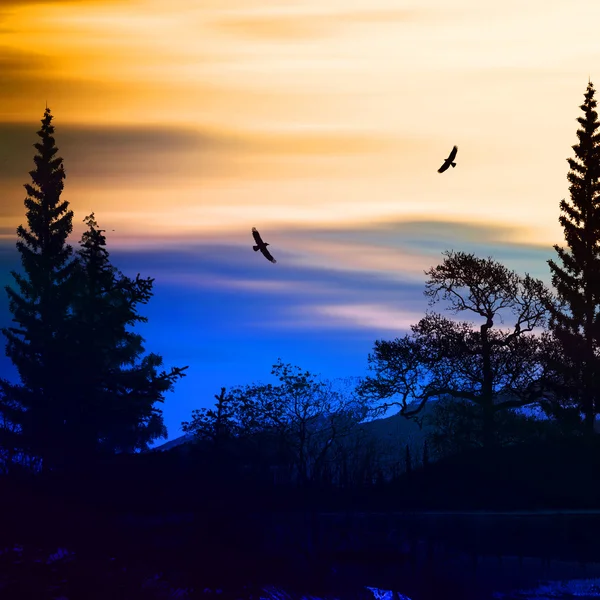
[
  {"x1": 438, "y1": 145, "x2": 458, "y2": 173},
  {"x1": 252, "y1": 227, "x2": 277, "y2": 264}
]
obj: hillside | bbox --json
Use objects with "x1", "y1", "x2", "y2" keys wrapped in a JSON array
[{"x1": 153, "y1": 403, "x2": 438, "y2": 460}]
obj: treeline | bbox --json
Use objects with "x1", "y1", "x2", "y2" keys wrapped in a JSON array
[
  {"x1": 2, "y1": 82, "x2": 600, "y2": 505},
  {"x1": 176, "y1": 80, "x2": 600, "y2": 496},
  {"x1": 0, "y1": 108, "x2": 188, "y2": 475}
]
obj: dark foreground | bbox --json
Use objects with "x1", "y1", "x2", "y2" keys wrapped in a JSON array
[
  {"x1": 3, "y1": 502, "x2": 600, "y2": 600},
  {"x1": 3, "y1": 439, "x2": 600, "y2": 599},
  {"x1": 3, "y1": 540, "x2": 600, "y2": 600}
]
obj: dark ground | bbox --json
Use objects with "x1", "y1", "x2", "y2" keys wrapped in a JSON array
[{"x1": 2, "y1": 438, "x2": 600, "y2": 599}]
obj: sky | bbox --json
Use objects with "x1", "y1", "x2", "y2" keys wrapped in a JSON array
[{"x1": 0, "y1": 0, "x2": 598, "y2": 443}]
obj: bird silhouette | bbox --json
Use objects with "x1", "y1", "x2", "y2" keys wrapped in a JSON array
[
  {"x1": 438, "y1": 145, "x2": 458, "y2": 173},
  {"x1": 252, "y1": 227, "x2": 277, "y2": 263}
]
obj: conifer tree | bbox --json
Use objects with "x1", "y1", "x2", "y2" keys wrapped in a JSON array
[
  {"x1": 182, "y1": 387, "x2": 239, "y2": 447},
  {"x1": 0, "y1": 107, "x2": 77, "y2": 470},
  {"x1": 547, "y1": 80, "x2": 600, "y2": 439},
  {"x1": 65, "y1": 213, "x2": 189, "y2": 458}
]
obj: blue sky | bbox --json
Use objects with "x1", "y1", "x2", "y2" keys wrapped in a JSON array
[
  {"x1": 0, "y1": 220, "x2": 556, "y2": 442},
  {"x1": 1, "y1": 0, "x2": 596, "y2": 442}
]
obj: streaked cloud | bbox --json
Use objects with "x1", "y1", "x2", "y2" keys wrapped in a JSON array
[
  {"x1": 0, "y1": 212, "x2": 563, "y2": 439},
  {"x1": 0, "y1": 121, "x2": 393, "y2": 178},
  {"x1": 81, "y1": 218, "x2": 555, "y2": 343},
  {"x1": 0, "y1": 45, "x2": 51, "y2": 75},
  {"x1": 0, "y1": 0, "x2": 593, "y2": 439},
  {"x1": 261, "y1": 220, "x2": 556, "y2": 283},
  {"x1": 215, "y1": 8, "x2": 420, "y2": 41},
  {"x1": 291, "y1": 303, "x2": 426, "y2": 332},
  {"x1": 0, "y1": 46, "x2": 55, "y2": 106},
  {"x1": 0, "y1": 119, "x2": 400, "y2": 229},
  {"x1": 1, "y1": 0, "x2": 124, "y2": 5},
  {"x1": 100, "y1": 218, "x2": 555, "y2": 327}
]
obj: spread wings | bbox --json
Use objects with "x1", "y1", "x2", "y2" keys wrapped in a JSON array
[
  {"x1": 261, "y1": 247, "x2": 277, "y2": 263},
  {"x1": 252, "y1": 227, "x2": 263, "y2": 245},
  {"x1": 251, "y1": 227, "x2": 277, "y2": 263},
  {"x1": 437, "y1": 145, "x2": 458, "y2": 173}
]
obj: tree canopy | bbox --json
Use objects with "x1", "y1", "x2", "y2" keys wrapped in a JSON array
[
  {"x1": 358, "y1": 251, "x2": 554, "y2": 447},
  {"x1": 0, "y1": 107, "x2": 76, "y2": 470},
  {"x1": 547, "y1": 80, "x2": 600, "y2": 439}
]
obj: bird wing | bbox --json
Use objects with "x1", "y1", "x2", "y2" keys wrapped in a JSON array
[
  {"x1": 438, "y1": 161, "x2": 450, "y2": 173},
  {"x1": 252, "y1": 227, "x2": 262, "y2": 245},
  {"x1": 260, "y1": 246, "x2": 277, "y2": 263},
  {"x1": 448, "y1": 145, "x2": 458, "y2": 161}
]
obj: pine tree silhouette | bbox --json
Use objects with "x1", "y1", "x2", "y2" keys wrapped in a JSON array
[
  {"x1": 0, "y1": 107, "x2": 77, "y2": 471},
  {"x1": 66, "y1": 213, "x2": 189, "y2": 457},
  {"x1": 0, "y1": 110, "x2": 189, "y2": 471},
  {"x1": 548, "y1": 80, "x2": 600, "y2": 439}
]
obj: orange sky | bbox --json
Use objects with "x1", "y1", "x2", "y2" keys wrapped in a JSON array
[
  {"x1": 3, "y1": 0, "x2": 600, "y2": 435},
  {"x1": 1, "y1": 0, "x2": 596, "y2": 240},
  {"x1": 1, "y1": 0, "x2": 600, "y2": 336}
]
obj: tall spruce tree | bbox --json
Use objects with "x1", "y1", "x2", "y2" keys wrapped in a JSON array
[
  {"x1": 547, "y1": 80, "x2": 600, "y2": 439},
  {"x1": 0, "y1": 107, "x2": 77, "y2": 470},
  {"x1": 65, "y1": 213, "x2": 188, "y2": 458}
]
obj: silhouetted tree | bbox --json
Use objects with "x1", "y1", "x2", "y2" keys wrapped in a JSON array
[
  {"x1": 185, "y1": 361, "x2": 368, "y2": 486},
  {"x1": 0, "y1": 393, "x2": 28, "y2": 474},
  {"x1": 358, "y1": 251, "x2": 555, "y2": 448},
  {"x1": 182, "y1": 387, "x2": 238, "y2": 449},
  {"x1": 405, "y1": 444, "x2": 412, "y2": 474},
  {"x1": 536, "y1": 328, "x2": 586, "y2": 437},
  {"x1": 265, "y1": 361, "x2": 368, "y2": 485},
  {"x1": 0, "y1": 107, "x2": 77, "y2": 470},
  {"x1": 64, "y1": 213, "x2": 188, "y2": 458},
  {"x1": 184, "y1": 380, "x2": 291, "y2": 480},
  {"x1": 547, "y1": 80, "x2": 600, "y2": 440},
  {"x1": 425, "y1": 395, "x2": 549, "y2": 459},
  {"x1": 425, "y1": 397, "x2": 482, "y2": 457},
  {"x1": 0, "y1": 109, "x2": 187, "y2": 470}
]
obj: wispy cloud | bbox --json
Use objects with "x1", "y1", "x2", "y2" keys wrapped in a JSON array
[
  {"x1": 0, "y1": 45, "x2": 50, "y2": 74},
  {"x1": 0, "y1": 213, "x2": 562, "y2": 438},
  {"x1": 0, "y1": 120, "x2": 393, "y2": 178},
  {"x1": 0, "y1": 0, "x2": 586, "y2": 438},
  {"x1": 1, "y1": 0, "x2": 124, "y2": 4},
  {"x1": 97, "y1": 218, "x2": 555, "y2": 331},
  {"x1": 282, "y1": 303, "x2": 426, "y2": 332},
  {"x1": 268, "y1": 220, "x2": 556, "y2": 283},
  {"x1": 0, "y1": 46, "x2": 54, "y2": 102},
  {"x1": 214, "y1": 8, "x2": 420, "y2": 41},
  {"x1": 88, "y1": 219, "x2": 555, "y2": 283}
]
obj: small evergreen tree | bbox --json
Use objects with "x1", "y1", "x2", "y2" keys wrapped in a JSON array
[
  {"x1": 547, "y1": 80, "x2": 600, "y2": 439},
  {"x1": 66, "y1": 213, "x2": 188, "y2": 458},
  {"x1": 182, "y1": 387, "x2": 240, "y2": 446},
  {"x1": 0, "y1": 107, "x2": 77, "y2": 470}
]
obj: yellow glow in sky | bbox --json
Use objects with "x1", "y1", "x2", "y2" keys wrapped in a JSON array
[{"x1": 1, "y1": 0, "x2": 599, "y2": 250}]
